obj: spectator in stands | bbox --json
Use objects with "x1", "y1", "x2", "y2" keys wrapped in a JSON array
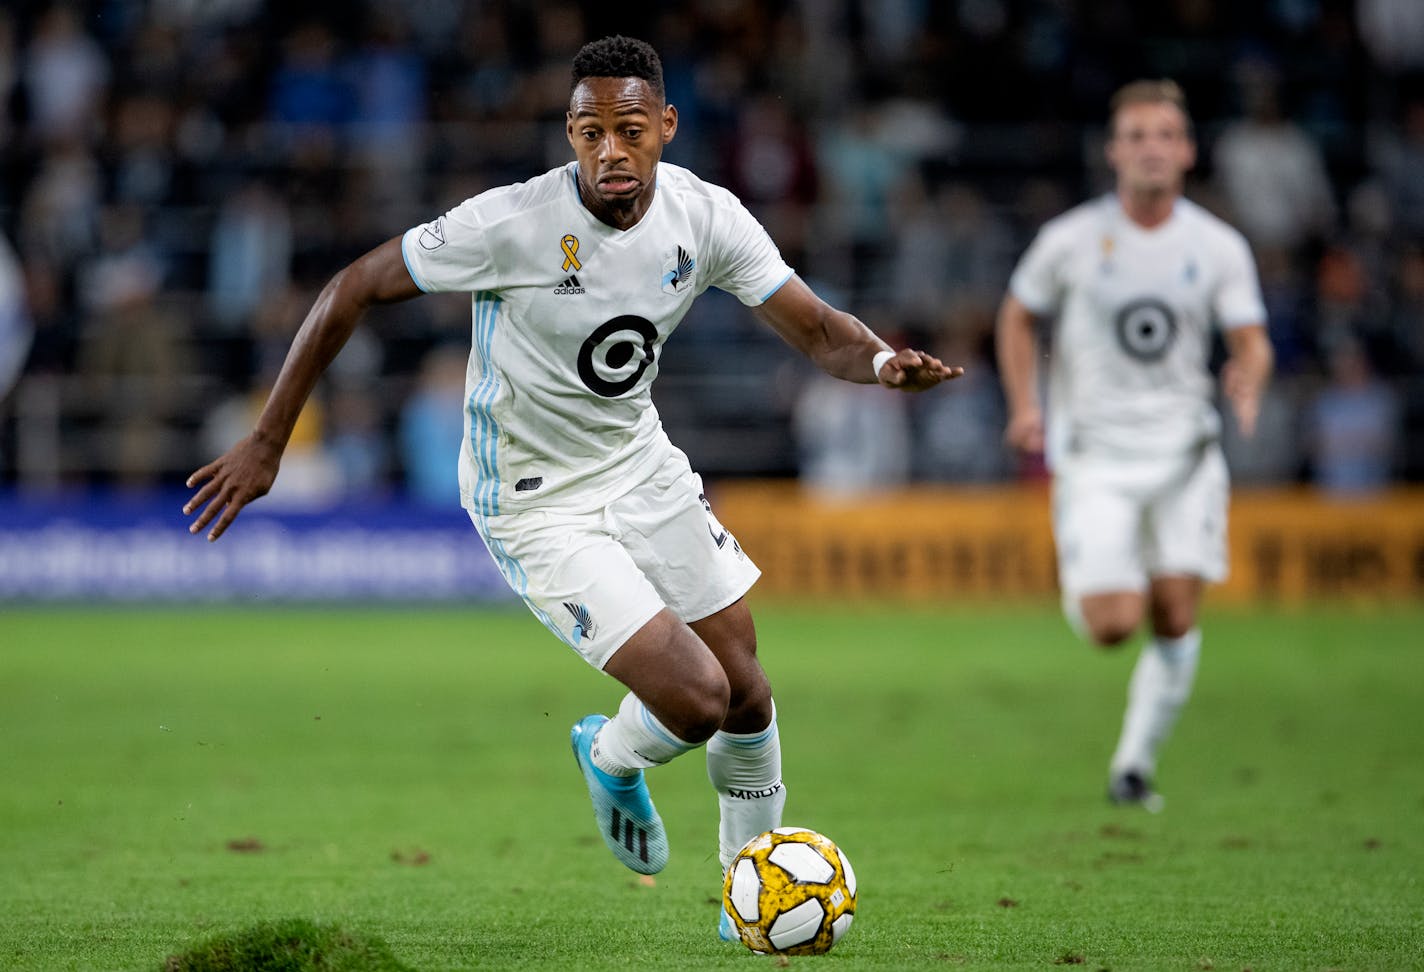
[
  {"x1": 1308, "y1": 338, "x2": 1400, "y2": 495},
  {"x1": 1387, "y1": 245, "x2": 1424, "y2": 372},
  {"x1": 326, "y1": 381, "x2": 390, "y2": 500},
  {"x1": 1213, "y1": 63, "x2": 1335, "y2": 254},
  {"x1": 398, "y1": 344, "x2": 467, "y2": 507},
  {"x1": 19, "y1": 3, "x2": 109, "y2": 145},
  {"x1": 793, "y1": 363, "x2": 914, "y2": 498},
  {"x1": 1370, "y1": 96, "x2": 1424, "y2": 242},
  {"x1": 913, "y1": 305, "x2": 1008, "y2": 484},
  {"x1": 888, "y1": 179, "x2": 1015, "y2": 322},
  {"x1": 74, "y1": 206, "x2": 192, "y2": 487},
  {"x1": 0, "y1": 233, "x2": 32, "y2": 409},
  {"x1": 207, "y1": 179, "x2": 293, "y2": 332}
]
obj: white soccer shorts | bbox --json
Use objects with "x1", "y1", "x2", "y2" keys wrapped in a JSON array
[
  {"x1": 1051, "y1": 443, "x2": 1229, "y2": 600},
  {"x1": 469, "y1": 449, "x2": 762, "y2": 670}
]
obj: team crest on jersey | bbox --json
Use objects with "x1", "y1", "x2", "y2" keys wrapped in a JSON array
[
  {"x1": 418, "y1": 218, "x2": 446, "y2": 251},
  {"x1": 661, "y1": 245, "x2": 696, "y2": 294}
]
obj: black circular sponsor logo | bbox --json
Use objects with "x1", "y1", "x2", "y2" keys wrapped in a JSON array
[
  {"x1": 577, "y1": 315, "x2": 658, "y2": 397},
  {"x1": 1113, "y1": 298, "x2": 1178, "y2": 362}
]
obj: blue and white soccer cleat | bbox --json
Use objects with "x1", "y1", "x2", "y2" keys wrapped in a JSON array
[
  {"x1": 570, "y1": 714, "x2": 669, "y2": 874},
  {"x1": 718, "y1": 905, "x2": 739, "y2": 943}
]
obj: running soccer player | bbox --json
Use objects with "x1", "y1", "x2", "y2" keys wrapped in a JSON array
[
  {"x1": 183, "y1": 35, "x2": 960, "y2": 933},
  {"x1": 996, "y1": 80, "x2": 1273, "y2": 810}
]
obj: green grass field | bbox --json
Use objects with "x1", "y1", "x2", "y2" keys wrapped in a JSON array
[{"x1": 2, "y1": 602, "x2": 1421, "y2": 971}]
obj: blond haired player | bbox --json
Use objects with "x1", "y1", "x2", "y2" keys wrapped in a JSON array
[{"x1": 997, "y1": 80, "x2": 1273, "y2": 809}]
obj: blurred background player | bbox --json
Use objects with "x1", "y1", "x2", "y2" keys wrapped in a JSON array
[
  {"x1": 182, "y1": 34, "x2": 958, "y2": 932},
  {"x1": 995, "y1": 80, "x2": 1273, "y2": 810}
]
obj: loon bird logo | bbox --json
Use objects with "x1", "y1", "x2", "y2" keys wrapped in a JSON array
[
  {"x1": 661, "y1": 245, "x2": 696, "y2": 294},
  {"x1": 564, "y1": 602, "x2": 596, "y2": 643}
]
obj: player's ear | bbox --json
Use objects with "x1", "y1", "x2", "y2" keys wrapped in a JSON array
[
  {"x1": 566, "y1": 110, "x2": 576, "y2": 148},
  {"x1": 662, "y1": 103, "x2": 678, "y2": 145}
]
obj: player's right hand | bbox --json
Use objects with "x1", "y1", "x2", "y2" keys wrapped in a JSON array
[
  {"x1": 182, "y1": 434, "x2": 283, "y2": 542},
  {"x1": 1005, "y1": 409, "x2": 1045, "y2": 455}
]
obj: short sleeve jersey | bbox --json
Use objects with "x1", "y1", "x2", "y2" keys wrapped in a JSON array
[
  {"x1": 401, "y1": 161, "x2": 793, "y2": 516},
  {"x1": 1008, "y1": 195, "x2": 1266, "y2": 467}
]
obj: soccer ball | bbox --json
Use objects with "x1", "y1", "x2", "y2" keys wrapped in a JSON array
[{"x1": 722, "y1": 827, "x2": 856, "y2": 955}]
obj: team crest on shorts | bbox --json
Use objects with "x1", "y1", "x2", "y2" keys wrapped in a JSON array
[{"x1": 564, "y1": 602, "x2": 597, "y2": 642}]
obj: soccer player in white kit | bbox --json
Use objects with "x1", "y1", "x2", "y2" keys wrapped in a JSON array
[
  {"x1": 996, "y1": 80, "x2": 1273, "y2": 810},
  {"x1": 182, "y1": 36, "x2": 960, "y2": 931}
]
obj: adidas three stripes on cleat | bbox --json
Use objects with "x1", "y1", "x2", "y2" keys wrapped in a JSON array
[{"x1": 570, "y1": 714, "x2": 670, "y2": 874}]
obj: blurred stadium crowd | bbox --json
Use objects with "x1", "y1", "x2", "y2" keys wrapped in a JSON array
[{"x1": 0, "y1": 0, "x2": 1421, "y2": 504}]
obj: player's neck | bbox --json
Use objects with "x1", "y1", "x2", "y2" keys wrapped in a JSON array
[
  {"x1": 575, "y1": 169, "x2": 655, "y2": 231},
  {"x1": 1117, "y1": 187, "x2": 1178, "y2": 230}
]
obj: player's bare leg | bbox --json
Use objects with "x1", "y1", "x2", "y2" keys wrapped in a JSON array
[
  {"x1": 1079, "y1": 590, "x2": 1146, "y2": 648},
  {"x1": 571, "y1": 610, "x2": 728, "y2": 874},
  {"x1": 1106, "y1": 575, "x2": 1204, "y2": 809}
]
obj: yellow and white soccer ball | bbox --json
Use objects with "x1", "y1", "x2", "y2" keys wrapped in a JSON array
[{"x1": 721, "y1": 827, "x2": 857, "y2": 955}]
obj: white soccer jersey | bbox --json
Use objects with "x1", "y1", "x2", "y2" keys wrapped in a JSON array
[
  {"x1": 1009, "y1": 195, "x2": 1266, "y2": 467},
  {"x1": 401, "y1": 161, "x2": 794, "y2": 515}
]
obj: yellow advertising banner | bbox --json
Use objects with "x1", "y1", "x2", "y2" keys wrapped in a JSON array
[{"x1": 710, "y1": 482, "x2": 1424, "y2": 603}]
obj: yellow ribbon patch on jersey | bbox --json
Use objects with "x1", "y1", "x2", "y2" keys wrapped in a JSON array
[{"x1": 561, "y1": 234, "x2": 581, "y2": 272}]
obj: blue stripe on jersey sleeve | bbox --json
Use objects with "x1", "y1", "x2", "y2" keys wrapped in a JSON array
[
  {"x1": 400, "y1": 229, "x2": 435, "y2": 293},
  {"x1": 760, "y1": 269, "x2": 795, "y2": 303}
]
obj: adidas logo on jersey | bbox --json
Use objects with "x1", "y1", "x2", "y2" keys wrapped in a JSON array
[{"x1": 554, "y1": 274, "x2": 585, "y2": 295}]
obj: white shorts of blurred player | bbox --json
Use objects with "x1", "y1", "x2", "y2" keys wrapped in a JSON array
[
  {"x1": 1051, "y1": 443, "x2": 1229, "y2": 608},
  {"x1": 469, "y1": 450, "x2": 762, "y2": 671}
]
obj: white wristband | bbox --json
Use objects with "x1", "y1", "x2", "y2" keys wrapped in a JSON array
[{"x1": 872, "y1": 350, "x2": 896, "y2": 382}]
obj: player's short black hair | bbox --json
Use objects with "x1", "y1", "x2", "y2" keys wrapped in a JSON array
[{"x1": 570, "y1": 35, "x2": 664, "y2": 101}]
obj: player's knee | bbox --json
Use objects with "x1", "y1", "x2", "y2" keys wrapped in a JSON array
[
  {"x1": 1083, "y1": 609, "x2": 1140, "y2": 646},
  {"x1": 668, "y1": 664, "x2": 731, "y2": 744},
  {"x1": 1151, "y1": 608, "x2": 1196, "y2": 640},
  {"x1": 1081, "y1": 599, "x2": 1141, "y2": 647},
  {"x1": 725, "y1": 669, "x2": 773, "y2": 732},
  {"x1": 1087, "y1": 619, "x2": 1137, "y2": 648}
]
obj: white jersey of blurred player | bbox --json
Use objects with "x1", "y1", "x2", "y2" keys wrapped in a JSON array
[
  {"x1": 402, "y1": 160, "x2": 791, "y2": 519},
  {"x1": 997, "y1": 80, "x2": 1272, "y2": 811},
  {"x1": 1011, "y1": 195, "x2": 1265, "y2": 471}
]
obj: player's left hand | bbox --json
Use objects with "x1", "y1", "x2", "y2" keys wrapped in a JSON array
[
  {"x1": 876, "y1": 349, "x2": 964, "y2": 392},
  {"x1": 1221, "y1": 359, "x2": 1263, "y2": 438}
]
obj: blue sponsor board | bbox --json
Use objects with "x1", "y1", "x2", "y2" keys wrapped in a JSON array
[{"x1": 0, "y1": 493, "x2": 514, "y2": 603}]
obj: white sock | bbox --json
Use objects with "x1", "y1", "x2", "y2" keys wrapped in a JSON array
[
  {"x1": 1109, "y1": 628, "x2": 1202, "y2": 777},
  {"x1": 592, "y1": 692, "x2": 698, "y2": 777},
  {"x1": 706, "y1": 703, "x2": 786, "y2": 871},
  {"x1": 1062, "y1": 590, "x2": 1089, "y2": 641}
]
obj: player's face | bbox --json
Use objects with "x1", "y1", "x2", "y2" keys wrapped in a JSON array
[
  {"x1": 1106, "y1": 101, "x2": 1196, "y2": 196},
  {"x1": 567, "y1": 76, "x2": 677, "y2": 230}
]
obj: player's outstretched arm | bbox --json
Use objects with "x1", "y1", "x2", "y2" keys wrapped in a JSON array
[
  {"x1": 1221, "y1": 323, "x2": 1273, "y2": 439},
  {"x1": 995, "y1": 293, "x2": 1045, "y2": 455},
  {"x1": 184, "y1": 237, "x2": 422, "y2": 541},
  {"x1": 752, "y1": 275, "x2": 962, "y2": 391}
]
